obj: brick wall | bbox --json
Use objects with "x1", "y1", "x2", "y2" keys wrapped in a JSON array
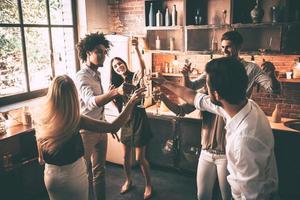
[
  {"x1": 108, "y1": 1, "x2": 300, "y2": 119},
  {"x1": 108, "y1": 0, "x2": 145, "y2": 35},
  {"x1": 152, "y1": 53, "x2": 300, "y2": 119}
]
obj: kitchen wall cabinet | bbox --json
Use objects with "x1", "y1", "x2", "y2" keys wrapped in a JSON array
[{"x1": 145, "y1": 0, "x2": 300, "y2": 54}]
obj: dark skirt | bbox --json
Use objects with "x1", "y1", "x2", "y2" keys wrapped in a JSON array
[{"x1": 121, "y1": 106, "x2": 152, "y2": 147}]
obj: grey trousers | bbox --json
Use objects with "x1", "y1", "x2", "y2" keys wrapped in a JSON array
[{"x1": 81, "y1": 131, "x2": 108, "y2": 200}]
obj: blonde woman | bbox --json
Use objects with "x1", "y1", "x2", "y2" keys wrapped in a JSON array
[{"x1": 33, "y1": 75, "x2": 144, "y2": 200}]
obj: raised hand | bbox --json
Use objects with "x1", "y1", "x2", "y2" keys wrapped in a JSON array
[
  {"x1": 181, "y1": 59, "x2": 192, "y2": 76},
  {"x1": 131, "y1": 37, "x2": 139, "y2": 49},
  {"x1": 262, "y1": 61, "x2": 276, "y2": 77}
]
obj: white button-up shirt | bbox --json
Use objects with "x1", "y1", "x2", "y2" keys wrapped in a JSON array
[
  {"x1": 75, "y1": 66, "x2": 105, "y2": 120},
  {"x1": 194, "y1": 93, "x2": 278, "y2": 200}
]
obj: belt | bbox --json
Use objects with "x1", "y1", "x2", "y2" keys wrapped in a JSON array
[{"x1": 203, "y1": 148, "x2": 225, "y2": 155}]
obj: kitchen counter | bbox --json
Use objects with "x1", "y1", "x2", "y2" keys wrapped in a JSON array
[
  {"x1": 146, "y1": 105, "x2": 201, "y2": 120},
  {"x1": 268, "y1": 117, "x2": 300, "y2": 133},
  {"x1": 146, "y1": 105, "x2": 300, "y2": 133},
  {"x1": 0, "y1": 108, "x2": 298, "y2": 141}
]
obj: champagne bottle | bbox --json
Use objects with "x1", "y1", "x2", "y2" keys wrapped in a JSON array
[
  {"x1": 171, "y1": 5, "x2": 177, "y2": 26},
  {"x1": 149, "y1": 3, "x2": 155, "y2": 26},
  {"x1": 156, "y1": 10, "x2": 163, "y2": 26},
  {"x1": 165, "y1": 8, "x2": 170, "y2": 26}
]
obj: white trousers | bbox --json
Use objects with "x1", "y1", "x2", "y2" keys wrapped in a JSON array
[
  {"x1": 44, "y1": 157, "x2": 89, "y2": 200},
  {"x1": 196, "y1": 150, "x2": 231, "y2": 200}
]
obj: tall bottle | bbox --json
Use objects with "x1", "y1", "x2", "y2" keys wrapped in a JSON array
[
  {"x1": 211, "y1": 30, "x2": 218, "y2": 52},
  {"x1": 171, "y1": 5, "x2": 177, "y2": 26},
  {"x1": 165, "y1": 8, "x2": 170, "y2": 26},
  {"x1": 156, "y1": 10, "x2": 163, "y2": 26},
  {"x1": 149, "y1": 3, "x2": 155, "y2": 26},
  {"x1": 271, "y1": 104, "x2": 281, "y2": 123},
  {"x1": 194, "y1": 9, "x2": 202, "y2": 25}
]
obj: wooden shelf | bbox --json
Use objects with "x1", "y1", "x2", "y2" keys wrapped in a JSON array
[
  {"x1": 279, "y1": 78, "x2": 300, "y2": 83},
  {"x1": 146, "y1": 26, "x2": 184, "y2": 30},
  {"x1": 148, "y1": 50, "x2": 182, "y2": 54},
  {"x1": 161, "y1": 73, "x2": 200, "y2": 78},
  {"x1": 186, "y1": 24, "x2": 230, "y2": 30}
]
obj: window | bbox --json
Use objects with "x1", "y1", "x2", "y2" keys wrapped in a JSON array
[{"x1": 0, "y1": 0, "x2": 78, "y2": 106}]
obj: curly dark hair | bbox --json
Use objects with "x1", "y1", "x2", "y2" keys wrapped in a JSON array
[{"x1": 76, "y1": 32, "x2": 111, "y2": 62}]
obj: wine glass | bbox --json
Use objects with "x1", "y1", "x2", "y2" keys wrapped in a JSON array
[{"x1": 152, "y1": 87, "x2": 161, "y2": 115}]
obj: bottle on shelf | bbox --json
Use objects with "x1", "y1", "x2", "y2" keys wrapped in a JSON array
[
  {"x1": 156, "y1": 10, "x2": 163, "y2": 26},
  {"x1": 211, "y1": 30, "x2": 218, "y2": 52},
  {"x1": 156, "y1": 36, "x2": 161, "y2": 50},
  {"x1": 171, "y1": 5, "x2": 177, "y2": 26},
  {"x1": 149, "y1": 3, "x2": 155, "y2": 26},
  {"x1": 170, "y1": 37, "x2": 174, "y2": 51},
  {"x1": 172, "y1": 55, "x2": 179, "y2": 73},
  {"x1": 165, "y1": 8, "x2": 170, "y2": 26},
  {"x1": 194, "y1": 9, "x2": 202, "y2": 25}
]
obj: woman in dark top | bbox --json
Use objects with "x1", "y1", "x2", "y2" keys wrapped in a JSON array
[
  {"x1": 33, "y1": 75, "x2": 144, "y2": 200},
  {"x1": 110, "y1": 38, "x2": 153, "y2": 199}
]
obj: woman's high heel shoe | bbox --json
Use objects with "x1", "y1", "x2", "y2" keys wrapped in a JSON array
[
  {"x1": 120, "y1": 181, "x2": 133, "y2": 194},
  {"x1": 143, "y1": 186, "x2": 153, "y2": 199}
]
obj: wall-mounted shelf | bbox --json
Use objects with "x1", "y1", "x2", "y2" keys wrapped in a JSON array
[
  {"x1": 146, "y1": 26, "x2": 184, "y2": 31},
  {"x1": 279, "y1": 78, "x2": 300, "y2": 83},
  {"x1": 145, "y1": 0, "x2": 300, "y2": 54}
]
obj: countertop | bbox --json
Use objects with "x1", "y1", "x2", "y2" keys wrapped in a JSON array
[
  {"x1": 146, "y1": 105, "x2": 300, "y2": 133},
  {"x1": 0, "y1": 107, "x2": 298, "y2": 142}
]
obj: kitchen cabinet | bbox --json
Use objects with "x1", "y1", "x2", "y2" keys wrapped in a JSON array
[
  {"x1": 273, "y1": 129, "x2": 300, "y2": 199},
  {"x1": 145, "y1": 0, "x2": 300, "y2": 54},
  {"x1": 0, "y1": 126, "x2": 46, "y2": 200},
  {"x1": 146, "y1": 113, "x2": 201, "y2": 173}
]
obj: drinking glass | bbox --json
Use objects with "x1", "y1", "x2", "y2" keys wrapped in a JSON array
[
  {"x1": 153, "y1": 87, "x2": 161, "y2": 115},
  {"x1": 137, "y1": 71, "x2": 151, "y2": 108}
]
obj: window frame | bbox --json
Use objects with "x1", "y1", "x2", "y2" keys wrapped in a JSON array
[{"x1": 0, "y1": 0, "x2": 79, "y2": 106}]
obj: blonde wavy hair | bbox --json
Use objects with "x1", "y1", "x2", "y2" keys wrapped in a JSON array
[{"x1": 34, "y1": 75, "x2": 81, "y2": 154}]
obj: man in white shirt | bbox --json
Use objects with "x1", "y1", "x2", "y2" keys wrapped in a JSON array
[
  {"x1": 76, "y1": 32, "x2": 129, "y2": 200},
  {"x1": 152, "y1": 57, "x2": 278, "y2": 200}
]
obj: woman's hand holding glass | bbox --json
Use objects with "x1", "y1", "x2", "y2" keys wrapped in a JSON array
[
  {"x1": 152, "y1": 87, "x2": 161, "y2": 115},
  {"x1": 127, "y1": 87, "x2": 147, "y2": 106}
]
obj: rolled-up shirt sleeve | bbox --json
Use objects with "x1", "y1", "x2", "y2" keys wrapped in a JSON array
[
  {"x1": 194, "y1": 93, "x2": 227, "y2": 118},
  {"x1": 76, "y1": 73, "x2": 99, "y2": 111}
]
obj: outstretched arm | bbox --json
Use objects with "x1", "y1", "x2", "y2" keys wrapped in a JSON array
[
  {"x1": 80, "y1": 87, "x2": 146, "y2": 133},
  {"x1": 151, "y1": 75, "x2": 197, "y2": 105},
  {"x1": 133, "y1": 38, "x2": 146, "y2": 77},
  {"x1": 159, "y1": 93, "x2": 195, "y2": 116},
  {"x1": 261, "y1": 61, "x2": 281, "y2": 94}
]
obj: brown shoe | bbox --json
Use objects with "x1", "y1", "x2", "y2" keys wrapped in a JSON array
[{"x1": 120, "y1": 181, "x2": 133, "y2": 194}]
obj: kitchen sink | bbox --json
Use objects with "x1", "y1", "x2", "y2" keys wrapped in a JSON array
[{"x1": 284, "y1": 120, "x2": 300, "y2": 131}]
